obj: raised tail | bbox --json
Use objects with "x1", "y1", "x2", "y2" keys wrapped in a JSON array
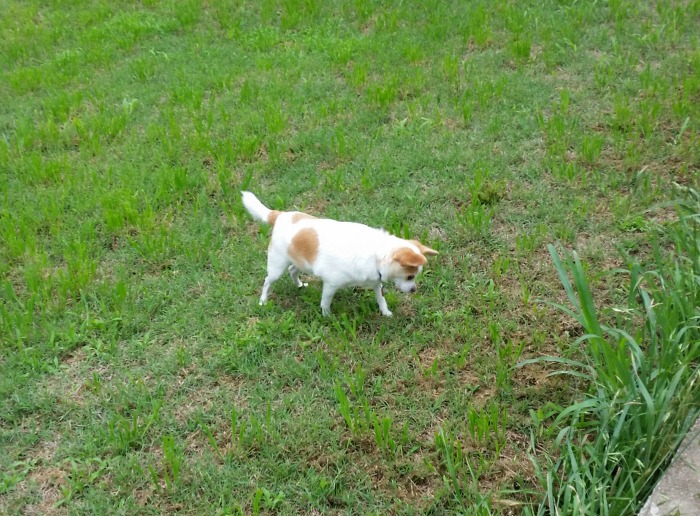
[{"x1": 241, "y1": 191, "x2": 279, "y2": 225}]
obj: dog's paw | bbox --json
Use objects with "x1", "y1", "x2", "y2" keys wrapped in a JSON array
[
  {"x1": 298, "y1": 282, "x2": 308, "y2": 288},
  {"x1": 381, "y1": 310, "x2": 393, "y2": 317}
]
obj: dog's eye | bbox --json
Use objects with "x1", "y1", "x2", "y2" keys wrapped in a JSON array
[{"x1": 407, "y1": 275, "x2": 415, "y2": 280}]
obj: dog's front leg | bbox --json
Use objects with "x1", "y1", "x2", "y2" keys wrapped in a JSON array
[
  {"x1": 374, "y1": 284, "x2": 393, "y2": 317},
  {"x1": 320, "y1": 283, "x2": 338, "y2": 316}
]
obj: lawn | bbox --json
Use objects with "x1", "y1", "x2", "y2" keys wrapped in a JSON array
[{"x1": 1, "y1": 0, "x2": 699, "y2": 513}]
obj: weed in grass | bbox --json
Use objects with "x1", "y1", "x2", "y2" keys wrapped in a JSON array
[
  {"x1": 468, "y1": 169, "x2": 505, "y2": 206},
  {"x1": 559, "y1": 88, "x2": 571, "y2": 115},
  {"x1": 637, "y1": 97, "x2": 662, "y2": 140},
  {"x1": 594, "y1": 59, "x2": 615, "y2": 90},
  {"x1": 174, "y1": 0, "x2": 202, "y2": 28},
  {"x1": 130, "y1": 56, "x2": 157, "y2": 82},
  {"x1": 434, "y1": 427, "x2": 495, "y2": 512},
  {"x1": 0, "y1": 460, "x2": 35, "y2": 495},
  {"x1": 331, "y1": 313, "x2": 361, "y2": 342},
  {"x1": 479, "y1": 278, "x2": 499, "y2": 309},
  {"x1": 460, "y1": 96, "x2": 475, "y2": 127},
  {"x1": 85, "y1": 371, "x2": 102, "y2": 393},
  {"x1": 462, "y1": 5, "x2": 491, "y2": 47},
  {"x1": 455, "y1": 343, "x2": 472, "y2": 371},
  {"x1": 509, "y1": 36, "x2": 532, "y2": 61},
  {"x1": 579, "y1": 133, "x2": 604, "y2": 164},
  {"x1": 371, "y1": 10, "x2": 396, "y2": 34},
  {"x1": 313, "y1": 349, "x2": 339, "y2": 381},
  {"x1": 384, "y1": 212, "x2": 413, "y2": 241},
  {"x1": 343, "y1": 363, "x2": 366, "y2": 397},
  {"x1": 348, "y1": 62, "x2": 368, "y2": 91},
  {"x1": 457, "y1": 200, "x2": 495, "y2": 238},
  {"x1": 334, "y1": 377, "x2": 400, "y2": 456},
  {"x1": 252, "y1": 487, "x2": 286, "y2": 514},
  {"x1": 515, "y1": 224, "x2": 547, "y2": 258},
  {"x1": 373, "y1": 415, "x2": 398, "y2": 457},
  {"x1": 367, "y1": 76, "x2": 399, "y2": 109},
  {"x1": 128, "y1": 224, "x2": 176, "y2": 264},
  {"x1": 552, "y1": 217, "x2": 579, "y2": 243},
  {"x1": 213, "y1": 0, "x2": 242, "y2": 34},
  {"x1": 0, "y1": 213, "x2": 36, "y2": 261},
  {"x1": 490, "y1": 255, "x2": 510, "y2": 280},
  {"x1": 197, "y1": 417, "x2": 225, "y2": 462},
  {"x1": 495, "y1": 338, "x2": 526, "y2": 394},
  {"x1": 161, "y1": 434, "x2": 183, "y2": 489},
  {"x1": 106, "y1": 401, "x2": 161, "y2": 455},
  {"x1": 522, "y1": 188, "x2": 700, "y2": 514},
  {"x1": 612, "y1": 93, "x2": 634, "y2": 133},
  {"x1": 229, "y1": 407, "x2": 245, "y2": 453},
  {"x1": 57, "y1": 458, "x2": 109, "y2": 507},
  {"x1": 1, "y1": 285, "x2": 35, "y2": 347},
  {"x1": 442, "y1": 54, "x2": 460, "y2": 85},
  {"x1": 547, "y1": 158, "x2": 586, "y2": 183},
  {"x1": 434, "y1": 427, "x2": 465, "y2": 503},
  {"x1": 466, "y1": 402, "x2": 508, "y2": 457},
  {"x1": 334, "y1": 382, "x2": 360, "y2": 434}
]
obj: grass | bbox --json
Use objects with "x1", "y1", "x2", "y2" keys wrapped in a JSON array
[
  {"x1": 522, "y1": 185, "x2": 700, "y2": 514},
  {"x1": 1, "y1": 0, "x2": 699, "y2": 513}
]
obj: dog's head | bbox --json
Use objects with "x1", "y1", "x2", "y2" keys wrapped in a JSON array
[{"x1": 388, "y1": 241, "x2": 438, "y2": 293}]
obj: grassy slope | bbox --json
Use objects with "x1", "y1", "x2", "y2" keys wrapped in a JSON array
[{"x1": 1, "y1": 0, "x2": 698, "y2": 513}]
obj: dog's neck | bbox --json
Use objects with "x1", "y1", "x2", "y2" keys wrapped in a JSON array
[{"x1": 376, "y1": 251, "x2": 396, "y2": 283}]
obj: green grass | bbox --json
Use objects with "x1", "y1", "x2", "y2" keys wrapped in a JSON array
[
  {"x1": 1, "y1": 0, "x2": 699, "y2": 513},
  {"x1": 521, "y1": 185, "x2": 700, "y2": 515}
]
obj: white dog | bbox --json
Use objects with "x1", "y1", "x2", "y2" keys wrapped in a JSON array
[{"x1": 241, "y1": 191, "x2": 438, "y2": 316}]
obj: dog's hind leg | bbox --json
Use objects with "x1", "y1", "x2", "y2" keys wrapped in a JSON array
[
  {"x1": 288, "y1": 265, "x2": 308, "y2": 288},
  {"x1": 259, "y1": 254, "x2": 288, "y2": 305}
]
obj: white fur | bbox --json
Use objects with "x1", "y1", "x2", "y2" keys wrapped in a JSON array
[
  {"x1": 241, "y1": 191, "x2": 272, "y2": 224},
  {"x1": 241, "y1": 191, "x2": 436, "y2": 317}
]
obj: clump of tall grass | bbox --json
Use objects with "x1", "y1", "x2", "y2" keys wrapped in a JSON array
[{"x1": 522, "y1": 185, "x2": 700, "y2": 515}]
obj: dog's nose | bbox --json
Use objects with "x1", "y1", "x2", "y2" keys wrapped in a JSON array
[{"x1": 410, "y1": 286, "x2": 417, "y2": 293}]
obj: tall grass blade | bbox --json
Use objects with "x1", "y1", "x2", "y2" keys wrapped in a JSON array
[{"x1": 528, "y1": 188, "x2": 700, "y2": 514}]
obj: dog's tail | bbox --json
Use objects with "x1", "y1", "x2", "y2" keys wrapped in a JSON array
[{"x1": 241, "y1": 191, "x2": 280, "y2": 225}]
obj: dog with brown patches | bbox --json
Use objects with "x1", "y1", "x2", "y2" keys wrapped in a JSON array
[{"x1": 241, "y1": 191, "x2": 438, "y2": 317}]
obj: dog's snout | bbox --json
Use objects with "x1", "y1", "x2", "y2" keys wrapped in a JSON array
[{"x1": 410, "y1": 285, "x2": 417, "y2": 293}]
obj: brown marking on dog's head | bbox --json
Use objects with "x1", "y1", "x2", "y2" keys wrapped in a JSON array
[
  {"x1": 402, "y1": 264, "x2": 419, "y2": 275},
  {"x1": 393, "y1": 247, "x2": 427, "y2": 268},
  {"x1": 291, "y1": 212, "x2": 316, "y2": 223},
  {"x1": 289, "y1": 228, "x2": 319, "y2": 265},
  {"x1": 409, "y1": 240, "x2": 439, "y2": 256},
  {"x1": 267, "y1": 210, "x2": 281, "y2": 225}
]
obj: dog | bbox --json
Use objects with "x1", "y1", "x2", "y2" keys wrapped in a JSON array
[{"x1": 241, "y1": 191, "x2": 438, "y2": 317}]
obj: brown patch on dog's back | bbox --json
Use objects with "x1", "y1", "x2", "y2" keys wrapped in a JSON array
[
  {"x1": 289, "y1": 228, "x2": 319, "y2": 265},
  {"x1": 394, "y1": 247, "x2": 427, "y2": 267},
  {"x1": 291, "y1": 212, "x2": 316, "y2": 223},
  {"x1": 267, "y1": 210, "x2": 281, "y2": 225}
]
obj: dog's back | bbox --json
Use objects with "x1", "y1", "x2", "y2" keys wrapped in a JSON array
[{"x1": 271, "y1": 216, "x2": 390, "y2": 284}]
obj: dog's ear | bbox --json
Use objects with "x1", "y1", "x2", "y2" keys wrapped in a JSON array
[
  {"x1": 394, "y1": 247, "x2": 427, "y2": 267},
  {"x1": 410, "y1": 240, "x2": 439, "y2": 257}
]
